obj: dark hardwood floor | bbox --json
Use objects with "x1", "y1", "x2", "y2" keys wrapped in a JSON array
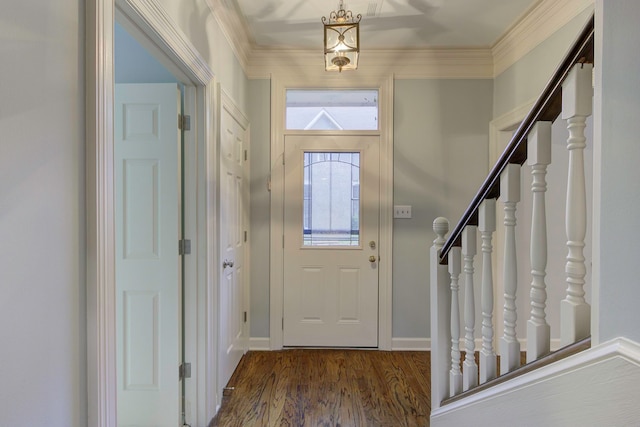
[{"x1": 209, "y1": 349, "x2": 431, "y2": 427}]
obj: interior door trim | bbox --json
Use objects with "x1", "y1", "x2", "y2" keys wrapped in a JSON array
[
  {"x1": 269, "y1": 74, "x2": 394, "y2": 350},
  {"x1": 87, "y1": 0, "x2": 217, "y2": 425}
]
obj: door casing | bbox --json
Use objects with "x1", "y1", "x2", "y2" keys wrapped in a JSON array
[
  {"x1": 87, "y1": 0, "x2": 218, "y2": 425},
  {"x1": 269, "y1": 74, "x2": 394, "y2": 350}
]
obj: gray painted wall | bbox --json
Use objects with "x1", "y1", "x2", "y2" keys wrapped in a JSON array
[
  {"x1": 493, "y1": 8, "x2": 594, "y2": 119},
  {"x1": 248, "y1": 79, "x2": 272, "y2": 338},
  {"x1": 0, "y1": 0, "x2": 249, "y2": 425},
  {"x1": 593, "y1": 0, "x2": 640, "y2": 345},
  {"x1": 246, "y1": 79, "x2": 493, "y2": 340},
  {"x1": 115, "y1": 22, "x2": 178, "y2": 84},
  {"x1": 492, "y1": 9, "x2": 595, "y2": 345},
  {"x1": 0, "y1": 1, "x2": 86, "y2": 425},
  {"x1": 393, "y1": 79, "x2": 493, "y2": 338}
]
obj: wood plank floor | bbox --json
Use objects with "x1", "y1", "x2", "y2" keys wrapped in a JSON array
[{"x1": 209, "y1": 349, "x2": 431, "y2": 427}]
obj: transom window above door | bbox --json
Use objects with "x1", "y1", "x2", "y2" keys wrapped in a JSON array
[{"x1": 286, "y1": 89, "x2": 378, "y2": 130}]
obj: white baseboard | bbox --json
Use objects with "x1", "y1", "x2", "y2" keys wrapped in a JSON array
[
  {"x1": 249, "y1": 337, "x2": 271, "y2": 351},
  {"x1": 250, "y1": 337, "x2": 563, "y2": 352},
  {"x1": 391, "y1": 337, "x2": 430, "y2": 351},
  {"x1": 251, "y1": 336, "x2": 430, "y2": 351}
]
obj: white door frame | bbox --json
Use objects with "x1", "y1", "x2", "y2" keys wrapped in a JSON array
[
  {"x1": 86, "y1": 0, "x2": 217, "y2": 425},
  {"x1": 269, "y1": 74, "x2": 394, "y2": 350}
]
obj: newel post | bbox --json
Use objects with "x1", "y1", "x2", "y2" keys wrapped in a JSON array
[
  {"x1": 430, "y1": 217, "x2": 450, "y2": 410},
  {"x1": 561, "y1": 63, "x2": 593, "y2": 345}
]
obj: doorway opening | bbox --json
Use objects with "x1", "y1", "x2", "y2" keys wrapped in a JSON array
[{"x1": 114, "y1": 20, "x2": 188, "y2": 426}]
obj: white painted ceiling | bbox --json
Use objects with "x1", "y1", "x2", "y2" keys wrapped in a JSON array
[{"x1": 233, "y1": 0, "x2": 539, "y2": 50}]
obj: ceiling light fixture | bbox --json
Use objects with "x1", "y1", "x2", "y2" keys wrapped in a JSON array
[{"x1": 322, "y1": 1, "x2": 362, "y2": 72}]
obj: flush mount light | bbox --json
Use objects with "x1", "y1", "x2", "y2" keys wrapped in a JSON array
[{"x1": 322, "y1": 1, "x2": 362, "y2": 72}]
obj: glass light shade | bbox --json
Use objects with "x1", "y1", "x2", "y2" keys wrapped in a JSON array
[
  {"x1": 324, "y1": 23, "x2": 359, "y2": 72},
  {"x1": 322, "y1": 2, "x2": 361, "y2": 72}
]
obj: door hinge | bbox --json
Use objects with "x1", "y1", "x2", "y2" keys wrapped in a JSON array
[
  {"x1": 267, "y1": 178, "x2": 271, "y2": 192},
  {"x1": 179, "y1": 239, "x2": 191, "y2": 255},
  {"x1": 179, "y1": 362, "x2": 191, "y2": 380},
  {"x1": 244, "y1": 150, "x2": 248, "y2": 161},
  {"x1": 178, "y1": 114, "x2": 191, "y2": 131},
  {"x1": 244, "y1": 311, "x2": 247, "y2": 323},
  {"x1": 244, "y1": 230, "x2": 247, "y2": 242}
]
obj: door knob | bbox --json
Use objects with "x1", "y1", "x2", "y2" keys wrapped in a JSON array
[
  {"x1": 223, "y1": 259, "x2": 234, "y2": 268},
  {"x1": 369, "y1": 256, "x2": 376, "y2": 263}
]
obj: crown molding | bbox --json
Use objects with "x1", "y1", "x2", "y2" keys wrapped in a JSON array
[
  {"x1": 247, "y1": 48, "x2": 493, "y2": 80},
  {"x1": 206, "y1": 0, "x2": 252, "y2": 72},
  {"x1": 209, "y1": 0, "x2": 593, "y2": 80},
  {"x1": 492, "y1": 0, "x2": 594, "y2": 77}
]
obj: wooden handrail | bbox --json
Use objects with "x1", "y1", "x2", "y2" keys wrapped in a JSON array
[{"x1": 439, "y1": 14, "x2": 594, "y2": 263}]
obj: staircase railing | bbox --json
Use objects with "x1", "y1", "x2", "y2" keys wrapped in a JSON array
[{"x1": 430, "y1": 15, "x2": 594, "y2": 410}]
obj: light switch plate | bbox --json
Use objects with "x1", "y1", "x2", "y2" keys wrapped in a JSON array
[{"x1": 394, "y1": 205, "x2": 412, "y2": 218}]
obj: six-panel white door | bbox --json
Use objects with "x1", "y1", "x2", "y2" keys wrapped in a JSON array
[
  {"x1": 283, "y1": 135, "x2": 380, "y2": 347},
  {"x1": 218, "y1": 102, "x2": 249, "y2": 396},
  {"x1": 115, "y1": 83, "x2": 181, "y2": 426}
]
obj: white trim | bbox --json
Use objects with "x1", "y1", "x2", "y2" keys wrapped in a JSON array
[
  {"x1": 392, "y1": 338, "x2": 430, "y2": 351},
  {"x1": 86, "y1": 0, "x2": 116, "y2": 424},
  {"x1": 492, "y1": 0, "x2": 594, "y2": 77},
  {"x1": 211, "y1": 0, "x2": 592, "y2": 80},
  {"x1": 431, "y1": 337, "x2": 640, "y2": 417},
  {"x1": 269, "y1": 73, "x2": 394, "y2": 351},
  {"x1": 247, "y1": 49, "x2": 494, "y2": 80},
  {"x1": 87, "y1": 0, "x2": 217, "y2": 425},
  {"x1": 249, "y1": 337, "x2": 272, "y2": 351},
  {"x1": 205, "y1": 0, "x2": 251, "y2": 72}
]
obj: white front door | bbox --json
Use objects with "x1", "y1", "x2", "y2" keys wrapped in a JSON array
[
  {"x1": 115, "y1": 83, "x2": 181, "y2": 426},
  {"x1": 283, "y1": 135, "x2": 380, "y2": 347},
  {"x1": 218, "y1": 100, "x2": 249, "y2": 395}
]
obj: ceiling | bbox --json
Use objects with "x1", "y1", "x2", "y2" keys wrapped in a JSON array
[{"x1": 232, "y1": 0, "x2": 540, "y2": 51}]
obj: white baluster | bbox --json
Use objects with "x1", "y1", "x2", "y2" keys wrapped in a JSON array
[
  {"x1": 449, "y1": 246, "x2": 462, "y2": 397},
  {"x1": 462, "y1": 226, "x2": 478, "y2": 391},
  {"x1": 500, "y1": 163, "x2": 521, "y2": 374},
  {"x1": 561, "y1": 63, "x2": 593, "y2": 345},
  {"x1": 478, "y1": 199, "x2": 497, "y2": 383},
  {"x1": 430, "y1": 217, "x2": 450, "y2": 410},
  {"x1": 527, "y1": 122, "x2": 552, "y2": 362}
]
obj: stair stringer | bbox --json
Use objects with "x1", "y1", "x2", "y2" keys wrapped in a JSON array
[{"x1": 431, "y1": 337, "x2": 640, "y2": 427}]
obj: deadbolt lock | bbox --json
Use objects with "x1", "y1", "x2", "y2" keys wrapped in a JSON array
[{"x1": 369, "y1": 241, "x2": 376, "y2": 249}]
